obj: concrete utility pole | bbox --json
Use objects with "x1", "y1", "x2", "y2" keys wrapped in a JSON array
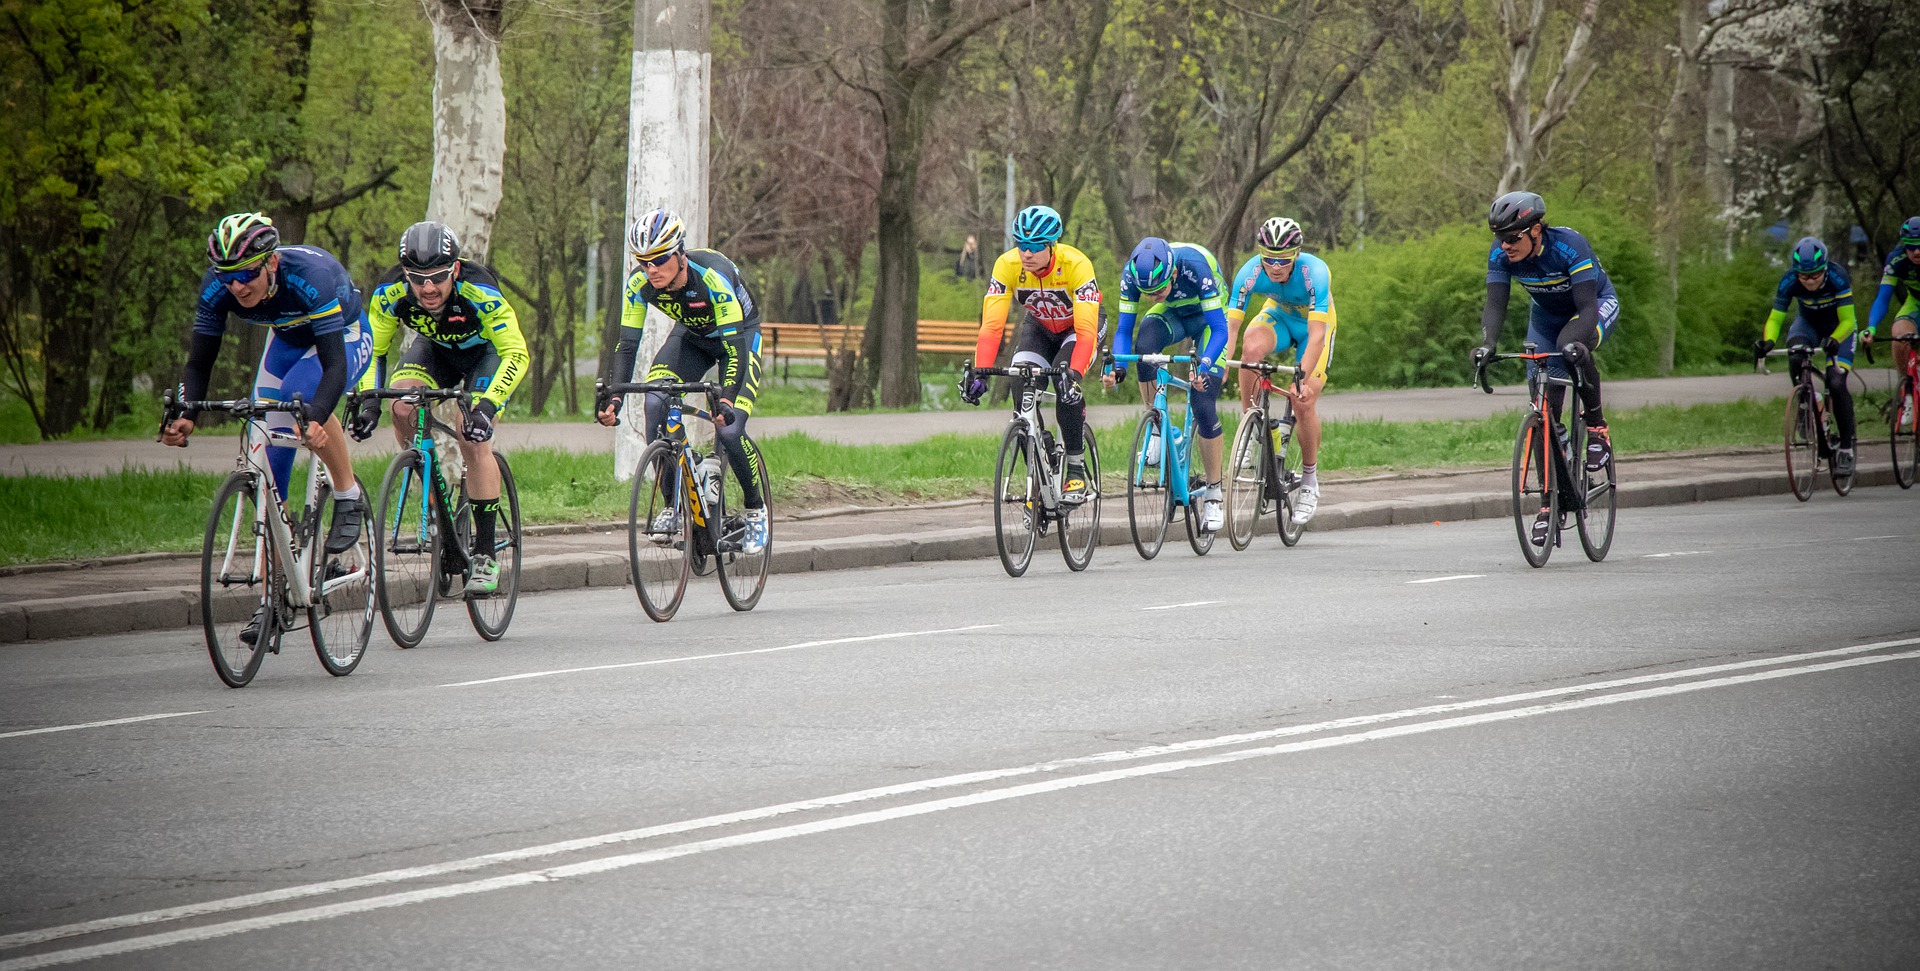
[{"x1": 616, "y1": 0, "x2": 711, "y2": 479}]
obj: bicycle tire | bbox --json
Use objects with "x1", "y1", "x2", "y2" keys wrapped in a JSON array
[
  {"x1": 715, "y1": 438, "x2": 772, "y2": 611},
  {"x1": 1512, "y1": 414, "x2": 1554, "y2": 568},
  {"x1": 1572, "y1": 411, "x2": 1615, "y2": 563},
  {"x1": 994, "y1": 423, "x2": 1040, "y2": 577},
  {"x1": 629, "y1": 441, "x2": 689, "y2": 622},
  {"x1": 466, "y1": 452, "x2": 522, "y2": 640},
  {"x1": 1783, "y1": 385, "x2": 1816, "y2": 501},
  {"x1": 309, "y1": 479, "x2": 374, "y2": 676},
  {"x1": 1127, "y1": 413, "x2": 1170, "y2": 560},
  {"x1": 1185, "y1": 471, "x2": 1214, "y2": 557},
  {"x1": 1893, "y1": 375, "x2": 1918, "y2": 489},
  {"x1": 1276, "y1": 418, "x2": 1306, "y2": 548},
  {"x1": 202, "y1": 472, "x2": 272, "y2": 688},
  {"x1": 375, "y1": 449, "x2": 439, "y2": 648},
  {"x1": 1224, "y1": 412, "x2": 1265, "y2": 551},
  {"x1": 1059, "y1": 425, "x2": 1101, "y2": 571}
]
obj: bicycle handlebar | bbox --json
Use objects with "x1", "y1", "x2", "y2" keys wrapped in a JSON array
[
  {"x1": 970, "y1": 363, "x2": 1068, "y2": 379},
  {"x1": 598, "y1": 379, "x2": 723, "y2": 398},
  {"x1": 159, "y1": 387, "x2": 310, "y2": 446},
  {"x1": 348, "y1": 387, "x2": 473, "y2": 405},
  {"x1": 1220, "y1": 359, "x2": 1298, "y2": 376}
]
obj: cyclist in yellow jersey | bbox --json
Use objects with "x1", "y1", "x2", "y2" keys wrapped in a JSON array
[{"x1": 960, "y1": 205, "x2": 1103, "y2": 504}]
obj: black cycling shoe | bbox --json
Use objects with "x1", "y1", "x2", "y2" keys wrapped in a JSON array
[
  {"x1": 1835, "y1": 447, "x2": 1856, "y2": 479},
  {"x1": 325, "y1": 496, "x2": 365, "y2": 554},
  {"x1": 239, "y1": 605, "x2": 266, "y2": 647},
  {"x1": 1585, "y1": 425, "x2": 1612, "y2": 473},
  {"x1": 1531, "y1": 507, "x2": 1553, "y2": 546}
]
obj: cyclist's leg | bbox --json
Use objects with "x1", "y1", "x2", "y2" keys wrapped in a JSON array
[
  {"x1": 456, "y1": 345, "x2": 505, "y2": 558},
  {"x1": 388, "y1": 339, "x2": 452, "y2": 447},
  {"x1": 643, "y1": 327, "x2": 702, "y2": 503},
  {"x1": 1554, "y1": 297, "x2": 1614, "y2": 429},
  {"x1": 1173, "y1": 312, "x2": 1225, "y2": 485},
  {"x1": 1785, "y1": 316, "x2": 1819, "y2": 386},
  {"x1": 1237, "y1": 315, "x2": 1277, "y2": 412},
  {"x1": 712, "y1": 331, "x2": 766, "y2": 509},
  {"x1": 256, "y1": 328, "x2": 369, "y2": 503},
  {"x1": 1825, "y1": 332, "x2": 1858, "y2": 449},
  {"x1": 1525, "y1": 305, "x2": 1571, "y2": 425},
  {"x1": 1131, "y1": 305, "x2": 1174, "y2": 410},
  {"x1": 1896, "y1": 311, "x2": 1919, "y2": 372}
]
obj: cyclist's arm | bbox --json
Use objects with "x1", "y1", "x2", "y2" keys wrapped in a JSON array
[
  {"x1": 611, "y1": 272, "x2": 650, "y2": 384},
  {"x1": 1764, "y1": 274, "x2": 1795, "y2": 343},
  {"x1": 470, "y1": 284, "x2": 531, "y2": 411},
  {"x1": 974, "y1": 257, "x2": 1015, "y2": 367},
  {"x1": 718, "y1": 330, "x2": 760, "y2": 412},
  {"x1": 1199, "y1": 300, "x2": 1230, "y2": 373},
  {"x1": 1480, "y1": 281, "x2": 1512, "y2": 347},
  {"x1": 179, "y1": 284, "x2": 231, "y2": 419},
  {"x1": 1571, "y1": 278, "x2": 1600, "y2": 338},
  {"x1": 1833, "y1": 299, "x2": 1858, "y2": 344},
  {"x1": 1068, "y1": 264, "x2": 1101, "y2": 375},
  {"x1": 1113, "y1": 286, "x2": 1139, "y2": 361},
  {"x1": 1763, "y1": 308, "x2": 1790, "y2": 343},
  {"x1": 1870, "y1": 279, "x2": 1895, "y2": 335},
  {"x1": 308, "y1": 330, "x2": 352, "y2": 420},
  {"x1": 364, "y1": 283, "x2": 403, "y2": 391}
]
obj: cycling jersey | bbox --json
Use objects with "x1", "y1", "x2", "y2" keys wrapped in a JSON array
[
  {"x1": 1485, "y1": 227, "x2": 1617, "y2": 320},
  {"x1": 1764, "y1": 261, "x2": 1857, "y2": 345},
  {"x1": 185, "y1": 244, "x2": 366, "y2": 419},
  {"x1": 614, "y1": 248, "x2": 763, "y2": 407},
  {"x1": 975, "y1": 244, "x2": 1102, "y2": 373},
  {"x1": 1869, "y1": 247, "x2": 1920, "y2": 333},
  {"x1": 1114, "y1": 241, "x2": 1230, "y2": 371},
  {"x1": 365, "y1": 262, "x2": 530, "y2": 410},
  {"x1": 1227, "y1": 253, "x2": 1337, "y2": 379}
]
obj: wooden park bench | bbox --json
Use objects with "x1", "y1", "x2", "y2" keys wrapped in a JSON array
[{"x1": 761, "y1": 319, "x2": 983, "y2": 377}]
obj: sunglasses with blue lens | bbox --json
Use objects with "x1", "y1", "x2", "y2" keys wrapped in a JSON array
[
  {"x1": 1260, "y1": 255, "x2": 1297, "y2": 268},
  {"x1": 214, "y1": 263, "x2": 267, "y2": 285},
  {"x1": 638, "y1": 251, "x2": 677, "y2": 269},
  {"x1": 1015, "y1": 241, "x2": 1049, "y2": 254}
]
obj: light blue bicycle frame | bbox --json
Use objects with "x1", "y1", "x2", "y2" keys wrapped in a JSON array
[{"x1": 1113, "y1": 352, "x2": 1198, "y2": 506}]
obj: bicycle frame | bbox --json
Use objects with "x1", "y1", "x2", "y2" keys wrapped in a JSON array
[
  {"x1": 378, "y1": 389, "x2": 474, "y2": 577},
  {"x1": 1758, "y1": 345, "x2": 1836, "y2": 455},
  {"x1": 1113, "y1": 353, "x2": 1199, "y2": 505},
  {"x1": 973, "y1": 362, "x2": 1071, "y2": 514},
  {"x1": 228, "y1": 417, "x2": 319, "y2": 610},
  {"x1": 599, "y1": 379, "x2": 736, "y2": 544}
]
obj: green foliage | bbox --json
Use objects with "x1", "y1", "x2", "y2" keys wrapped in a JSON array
[
  {"x1": 1677, "y1": 246, "x2": 1784, "y2": 366},
  {"x1": 1320, "y1": 223, "x2": 1494, "y2": 388}
]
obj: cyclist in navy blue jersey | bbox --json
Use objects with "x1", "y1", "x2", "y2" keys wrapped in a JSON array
[{"x1": 1755, "y1": 236, "x2": 1860, "y2": 477}]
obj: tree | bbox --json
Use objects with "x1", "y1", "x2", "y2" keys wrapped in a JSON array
[
  {"x1": 425, "y1": 0, "x2": 509, "y2": 259},
  {"x1": 1495, "y1": 0, "x2": 1603, "y2": 194}
]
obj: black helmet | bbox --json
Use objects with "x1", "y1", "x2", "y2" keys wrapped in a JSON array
[
  {"x1": 1790, "y1": 236, "x2": 1828, "y2": 275},
  {"x1": 398, "y1": 221, "x2": 461, "y2": 271},
  {"x1": 1488, "y1": 191, "x2": 1546, "y2": 236}
]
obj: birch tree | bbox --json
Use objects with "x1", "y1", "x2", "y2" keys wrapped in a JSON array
[
  {"x1": 425, "y1": 0, "x2": 509, "y2": 259},
  {"x1": 1494, "y1": 0, "x2": 1602, "y2": 194}
]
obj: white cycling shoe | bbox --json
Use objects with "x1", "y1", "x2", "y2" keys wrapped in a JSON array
[
  {"x1": 1291, "y1": 484, "x2": 1320, "y2": 525},
  {"x1": 1201, "y1": 497, "x2": 1224, "y2": 532}
]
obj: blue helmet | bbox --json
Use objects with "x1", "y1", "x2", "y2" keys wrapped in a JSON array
[
  {"x1": 1790, "y1": 236, "x2": 1828, "y2": 275},
  {"x1": 1011, "y1": 205, "x2": 1063, "y2": 249},
  {"x1": 1900, "y1": 217, "x2": 1920, "y2": 247},
  {"x1": 1128, "y1": 237, "x2": 1175, "y2": 292}
]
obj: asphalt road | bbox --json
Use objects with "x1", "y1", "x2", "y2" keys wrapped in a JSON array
[{"x1": 2, "y1": 490, "x2": 1917, "y2": 969}]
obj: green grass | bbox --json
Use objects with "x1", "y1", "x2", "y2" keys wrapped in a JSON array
[{"x1": 0, "y1": 397, "x2": 1800, "y2": 565}]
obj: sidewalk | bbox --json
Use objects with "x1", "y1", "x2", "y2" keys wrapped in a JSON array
[
  {"x1": 1, "y1": 447, "x2": 1903, "y2": 642},
  {"x1": 0, "y1": 373, "x2": 1792, "y2": 476}
]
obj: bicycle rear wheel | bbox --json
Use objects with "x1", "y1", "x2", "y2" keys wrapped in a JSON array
[
  {"x1": 1126, "y1": 414, "x2": 1170, "y2": 560},
  {"x1": 202, "y1": 472, "x2": 272, "y2": 688},
  {"x1": 715, "y1": 438, "x2": 772, "y2": 611},
  {"x1": 1572, "y1": 413, "x2": 1615, "y2": 563},
  {"x1": 375, "y1": 449, "x2": 439, "y2": 647},
  {"x1": 465, "y1": 453, "x2": 523, "y2": 640},
  {"x1": 994, "y1": 424, "x2": 1040, "y2": 577},
  {"x1": 1058, "y1": 425, "x2": 1101, "y2": 571},
  {"x1": 1185, "y1": 473, "x2": 1214, "y2": 557},
  {"x1": 1224, "y1": 412, "x2": 1265, "y2": 551},
  {"x1": 629, "y1": 441, "x2": 689, "y2": 622},
  {"x1": 1893, "y1": 375, "x2": 1918, "y2": 489},
  {"x1": 1275, "y1": 420, "x2": 1306, "y2": 548},
  {"x1": 1783, "y1": 386, "x2": 1816, "y2": 501},
  {"x1": 1512, "y1": 415, "x2": 1555, "y2": 568},
  {"x1": 309, "y1": 481, "x2": 374, "y2": 676}
]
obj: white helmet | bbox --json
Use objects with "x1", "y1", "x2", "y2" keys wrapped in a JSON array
[
  {"x1": 1255, "y1": 216, "x2": 1303, "y2": 257},
  {"x1": 627, "y1": 207, "x2": 686, "y2": 261}
]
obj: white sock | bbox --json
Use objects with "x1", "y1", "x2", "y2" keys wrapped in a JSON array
[
  {"x1": 1206, "y1": 482, "x2": 1222, "y2": 500},
  {"x1": 334, "y1": 482, "x2": 361, "y2": 502},
  {"x1": 1301, "y1": 464, "x2": 1318, "y2": 490}
]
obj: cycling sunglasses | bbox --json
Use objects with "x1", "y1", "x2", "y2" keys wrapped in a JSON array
[
  {"x1": 214, "y1": 263, "x2": 268, "y2": 285},
  {"x1": 404, "y1": 267, "x2": 455, "y2": 287},
  {"x1": 637, "y1": 251, "x2": 677, "y2": 269},
  {"x1": 1015, "y1": 241, "x2": 1049, "y2": 254},
  {"x1": 1903, "y1": 241, "x2": 1920, "y2": 251},
  {"x1": 1496, "y1": 230, "x2": 1528, "y2": 245},
  {"x1": 1260, "y1": 254, "x2": 1297, "y2": 268}
]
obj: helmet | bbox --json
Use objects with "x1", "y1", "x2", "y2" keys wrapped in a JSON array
[
  {"x1": 1011, "y1": 205, "x2": 1063, "y2": 249},
  {"x1": 1900, "y1": 216, "x2": 1920, "y2": 246},
  {"x1": 398, "y1": 221, "x2": 460, "y2": 270},
  {"x1": 627, "y1": 207, "x2": 686, "y2": 261},
  {"x1": 207, "y1": 212, "x2": 279, "y2": 271},
  {"x1": 1487, "y1": 191, "x2": 1546, "y2": 236},
  {"x1": 1254, "y1": 216, "x2": 1303, "y2": 256},
  {"x1": 1790, "y1": 236, "x2": 1828, "y2": 275},
  {"x1": 1127, "y1": 237, "x2": 1175, "y2": 293}
]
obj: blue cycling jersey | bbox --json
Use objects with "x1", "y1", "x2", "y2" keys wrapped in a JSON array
[
  {"x1": 1771, "y1": 261, "x2": 1855, "y2": 332},
  {"x1": 193, "y1": 245, "x2": 363, "y2": 345},
  {"x1": 1486, "y1": 226, "x2": 1616, "y2": 321},
  {"x1": 1228, "y1": 252, "x2": 1333, "y2": 324},
  {"x1": 1115, "y1": 242, "x2": 1230, "y2": 366}
]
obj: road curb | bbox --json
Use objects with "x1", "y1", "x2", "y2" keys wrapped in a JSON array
[{"x1": 4, "y1": 466, "x2": 1905, "y2": 643}]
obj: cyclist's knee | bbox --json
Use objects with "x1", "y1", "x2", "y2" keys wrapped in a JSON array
[
  {"x1": 1825, "y1": 366, "x2": 1850, "y2": 395},
  {"x1": 1190, "y1": 393, "x2": 1222, "y2": 439}
]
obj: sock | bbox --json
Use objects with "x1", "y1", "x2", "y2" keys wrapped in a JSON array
[
  {"x1": 472, "y1": 497, "x2": 500, "y2": 557},
  {"x1": 333, "y1": 482, "x2": 361, "y2": 502},
  {"x1": 1301, "y1": 463, "x2": 1318, "y2": 489},
  {"x1": 1206, "y1": 481, "x2": 1222, "y2": 500}
]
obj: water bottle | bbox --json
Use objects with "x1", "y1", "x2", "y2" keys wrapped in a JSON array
[
  {"x1": 699, "y1": 454, "x2": 723, "y2": 507},
  {"x1": 1270, "y1": 414, "x2": 1294, "y2": 453},
  {"x1": 1042, "y1": 429, "x2": 1062, "y2": 470}
]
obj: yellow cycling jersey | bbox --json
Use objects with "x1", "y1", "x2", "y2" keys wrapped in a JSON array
[{"x1": 975, "y1": 244, "x2": 1102, "y2": 372}]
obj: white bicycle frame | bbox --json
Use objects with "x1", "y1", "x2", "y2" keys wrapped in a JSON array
[
  {"x1": 217, "y1": 416, "x2": 323, "y2": 611},
  {"x1": 1007, "y1": 364, "x2": 1065, "y2": 511}
]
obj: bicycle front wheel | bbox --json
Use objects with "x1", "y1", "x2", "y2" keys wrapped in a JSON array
[
  {"x1": 1276, "y1": 422, "x2": 1306, "y2": 547},
  {"x1": 1126, "y1": 413, "x2": 1170, "y2": 560},
  {"x1": 715, "y1": 438, "x2": 772, "y2": 611},
  {"x1": 203, "y1": 472, "x2": 272, "y2": 688},
  {"x1": 629, "y1": 441, "x2": 689, "y2": 622},
  {"x1": 375, "y1": 449, "x2": 440, "y2": 648},
  {"x1": 1893, "y1": 375, "x2": 1918, "y2": 489},
  {"x1": 1572, "y1": 414, "x2": 1615, "y2": 563},
  {"x1": 1184, "y1": 473, "x2": 1214, "y2": 557},
  {"x1": 1224, "y1": 412, "x2": 1266, "y2": 551},
  {"x1": 1512, "y1": 415, "x2": 1555, "y2": 568},
  {"x1": 1783, "y1": 386, "x2": 1816, "y2": 501},
  {"x1": 1058, "y1": 425, "x2": 1101, "y2": 571},
  {"x1": 993, "y1": 424, "x2": 1039, "y2": 577},
  {"x1": 309, "y1": 481, "x2": 374, "y2": 676},
  {"x1": 467, "y1": 453, "x2": 523, "y2": 640}
]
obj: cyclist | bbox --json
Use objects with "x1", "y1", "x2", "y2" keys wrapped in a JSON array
[
  {"x1": 959, "y1": 205, "x2": 1102, "y2": 504},
  {"x1": 1226, "y1": 216, "x2": 1336, "y2": 524},
  {"x1": 161, "y1": 213, "x2": 373, "y2": 641},
  {"x1": 1862, "y1": 216, "x2": 1920, "y2": 377},
  {"x1": 1473, "y1": 191, "x2": 1620, "y2": 540},
  {"x1": 351, "y1": 221, "x2": 530, "y2": 597},
  {"x1": 1102, "y1": 236, "x2": 1232, "y2": 533},
  {"x1": 595, "y1": 207, "x2": 768, "y2": 555},
  {"x1": 1754, "y1": 235, "x2": 1860, "y2": 477}
]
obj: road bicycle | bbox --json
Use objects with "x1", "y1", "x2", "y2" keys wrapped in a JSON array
[
  {"x1": 1753, "y1": 342, "x2": 1853, "y2": 500},
  {"x1": 160, "y1": 389, "x2": 374, "y2": 687},
  {"x1": 1866, "y1": 333, "x2": 1920, "y2": 488},
  {"x1": 1474, "y1": 343, "x2": 1616, "y2": 567},
  {"x1": 354, "y1": 387, "x2": 522, "y2": 648},
  {"x1": 965, "y1": 360, "x2": 1103, "y2": 576},
  {"x1": 1108, "y1": 352, "x2": 1214, "y2": 559},
  {"x1": 598, "y1": 379, "x2": 771, "y2": 622},
  {"x1": 1222, "y1": 358, "x2": 1305, "y2": 550}
]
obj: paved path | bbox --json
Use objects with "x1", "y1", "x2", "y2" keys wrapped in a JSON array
[
  {"x1": 2, "y1": 494, "x2": 1915, "y2": 969},
  {"x1": 0, "y1": 373, "x2": 1790, "y2": 476}
]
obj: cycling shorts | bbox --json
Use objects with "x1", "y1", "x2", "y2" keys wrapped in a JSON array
[{"x1": 394, "y1": 338, "x2": 506, "y2": 397}]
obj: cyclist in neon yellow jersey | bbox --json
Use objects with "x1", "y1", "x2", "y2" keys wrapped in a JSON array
[{"x1": 1226, "y1": 216, "x2": 1336, "y2": 524}]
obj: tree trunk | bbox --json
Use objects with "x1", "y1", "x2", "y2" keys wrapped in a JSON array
[
  {"x1": 427, "y1": 0, "x2": 507, "y2": 260},
  {"x1": 1496, "y1": 0, "x2": 1602, "y2": 194},
  {"x1": 1651, "y1": 0, "x2": 1704, "y2": 375},
  {"x1": 863, "y1": 71, "x2": 946, "y2": 409}
]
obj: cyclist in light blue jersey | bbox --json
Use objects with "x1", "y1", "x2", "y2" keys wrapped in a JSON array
[{"x1": 1226, "y1": 216, "x2": 1336, "y2": 524}]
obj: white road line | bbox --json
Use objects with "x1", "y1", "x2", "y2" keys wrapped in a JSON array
[
  {"x1": 1140, "y1": 601, "x2": 1222, "y2": 611},
  {"x1": 1642, "y1": 551, "x2": 1710, "y2": 559},
  {"x1": 1852, "y1": 535, "x2": 1902, "y2": 541},
  {"x1": 1406, "y1": 574, "x2": 1484, "y2": 584},
  {"x1": 8, "y1": 642, "x2": 1915, "y2": 970},
  {"x1": 0, "y1": 712, "x2": 207, "y2": 742},
  {"x1": 440, "y1": 625, "x2": 1001, "y2": 687}
]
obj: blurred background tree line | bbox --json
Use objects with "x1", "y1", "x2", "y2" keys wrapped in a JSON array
[{"x1": 2, "y1": 0, "x2": 1915, "y2": 437}]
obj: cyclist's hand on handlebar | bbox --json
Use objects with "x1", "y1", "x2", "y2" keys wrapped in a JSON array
[
  {"x1": 1821, "y1": 336, "x2": 1841, "y2": 360},
  {"x1": 349, "y1": 395, "x2": 383, "y2": 441},
  {"x1": 1471, "y1": 344, "x2": 1493, "y2": 369},
  {"x1": 1860, "y1": 329, "x2": 1875, "y2": 346},
  {"x1": 958, "y1": 367, "x2": 987, "y2": 405},
  {"x1": 161, "y1": 417, "x2": 195, "y2": 447},
  {"x1": 463, "y1": 400, "x2": 497, "y2": 443},
  {"x1": 713, "y1": 398, "x2": 740, "y2": 427},
  {"x1": 595, "y1": 390, "x2": 622, "y2": 426},
  {"x1": 1753, "y1": 338, "x2": 1775, "y2": 358}
]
